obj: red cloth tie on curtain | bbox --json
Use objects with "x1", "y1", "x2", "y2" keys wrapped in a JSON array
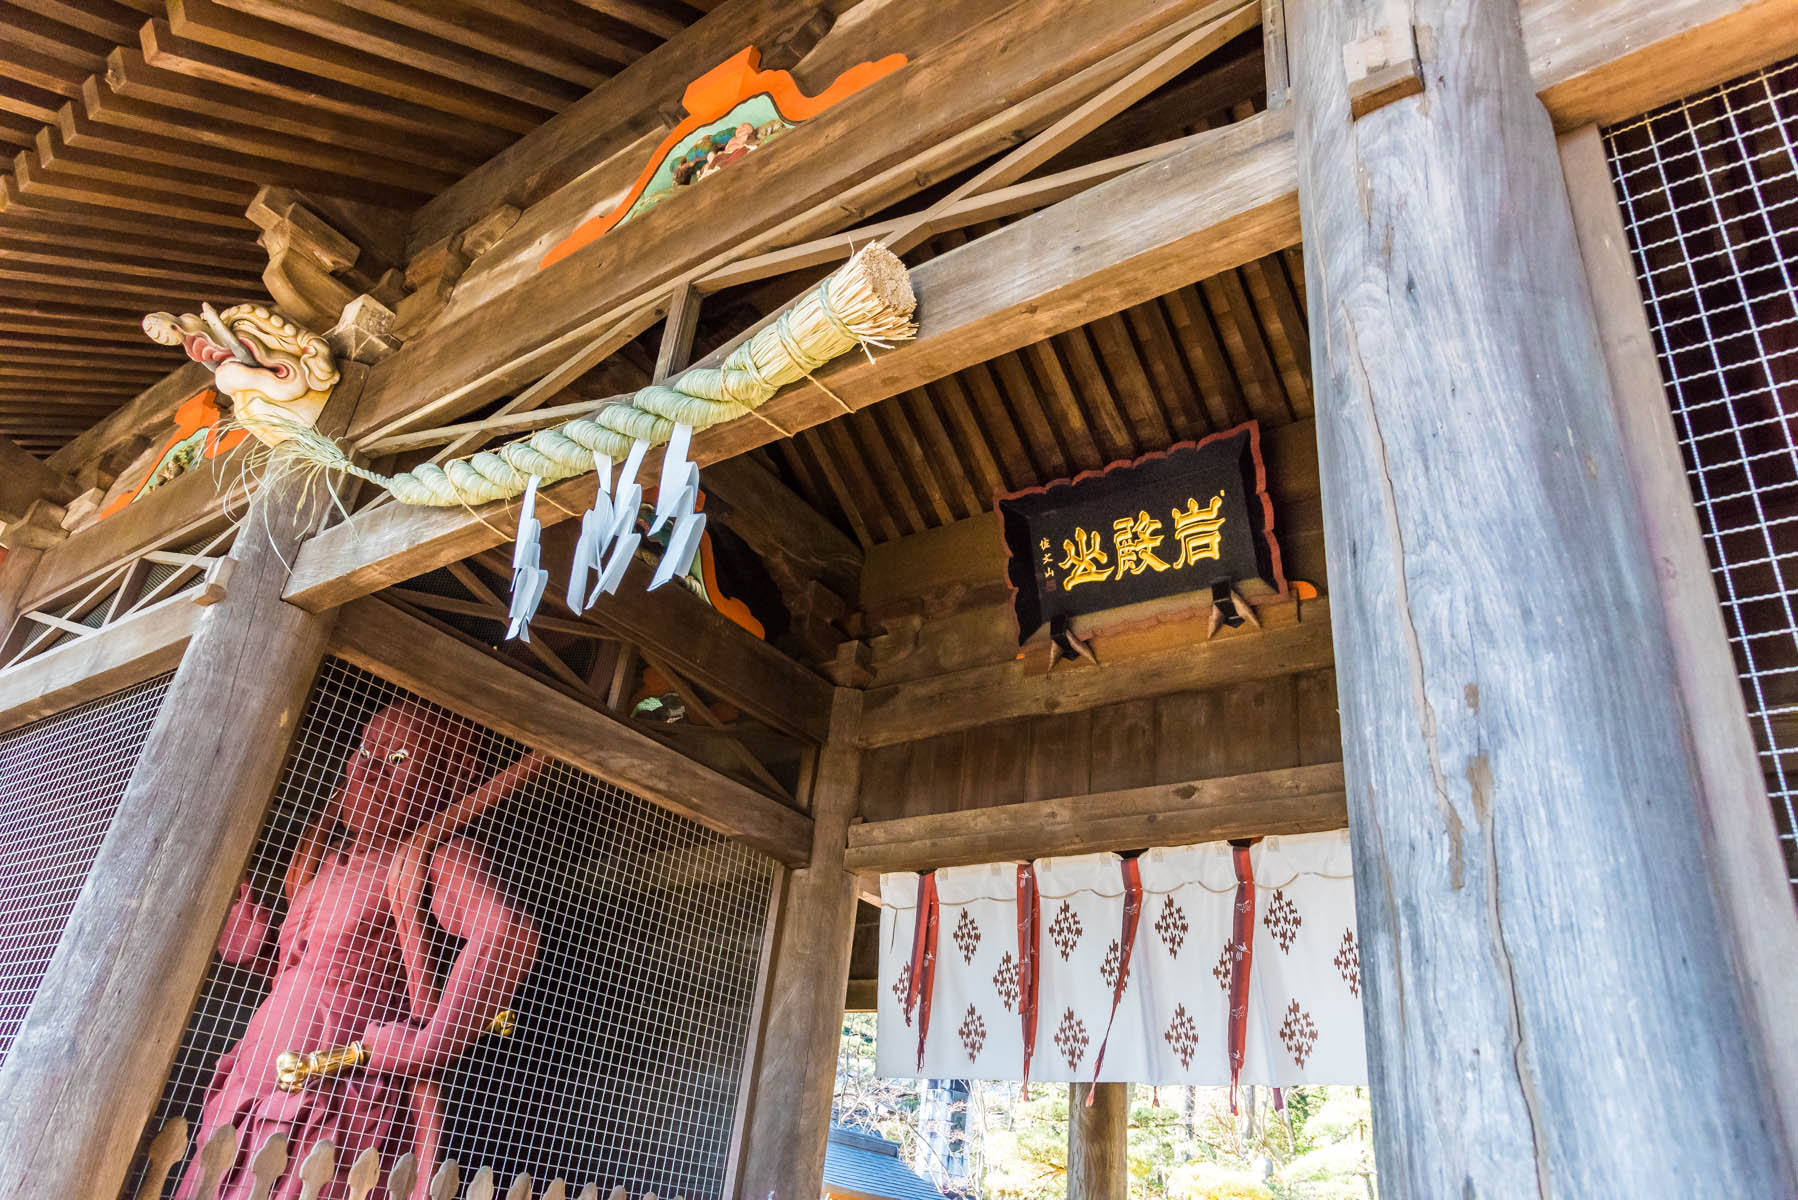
[
  {"x1": 1088, "y1": 856, "x2": 1144, "y2": 1101},
  {"x1": 1015, "y1": 863, "x2": 1041, "y2": 1090},
  {"x1": 1227, "y1": 842, "x2": 1256, "y2": 1112},
  {"x1": 904, "y1": 871, "x2": 941, "y2": 1071}
]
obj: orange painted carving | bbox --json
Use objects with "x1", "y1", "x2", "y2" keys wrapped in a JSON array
[
  {"x1": 99, "y1": 388, "x2": 248, "y2": 519},
  {"x1": 539, "y1": 46, "x2": 906, "y2": 270}
]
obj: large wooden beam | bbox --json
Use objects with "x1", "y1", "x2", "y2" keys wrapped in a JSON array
[
  {"x1": 327, "y1": 596, "x2": 814, "y2": 866},
  {"x1": 1289, "y1": 0, "x2": 1791, "y2": 1195},
  {"x1": 1525, "y1": 0, "x2": 1798, "y2": 130},
  {"x1": 45, "y1": 361, "x2": 209, "y2": 477},
  {"x1": 22, "y1": 440, "x2": 247, "y2": 612},
  {"x1": 845, "y1": 761, "x2": 1345, "y2": 871},
  {"x1": 1069, "y1": 1084, "x2": 1129, "y2": 1200},
  {"x1": 348, "y1": 0, "x2": 1231, "y2": 443},
  {"x1": 406, "y1": 0, "x2": 838, "y2": 252},
  {"x1": 0, "y1": 590, "x2": 201, "y2": 734},
  {"x1": 857, "y1": 598, "x2": 1334, "y2": 748}
]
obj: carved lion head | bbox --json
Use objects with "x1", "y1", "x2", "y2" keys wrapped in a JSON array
[{"x1": 143, "y1": 303, "x2": 340, "y2": 447}]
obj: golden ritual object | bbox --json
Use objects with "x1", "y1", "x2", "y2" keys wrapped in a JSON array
[{"x1": 276, "y1": 1009, "x2": 517, "y2": 1093}]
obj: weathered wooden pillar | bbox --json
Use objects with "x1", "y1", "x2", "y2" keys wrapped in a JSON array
[
  {"x1": 0, "y1": 383, "x2": 357, "y2": 1198},
  {"x1": 735, "y1": 689, "x2": 863, "y2": 1198},
  {"x1": 1068, "y1": 1083, "x2": 1128, "y2": 1200},
  {"x1": 1559, "y1": 124, "x2": 1798, "y2": 1161},
  {"x1": 1287, "y1": 0, "x2": 1794, "y2": 1194}
]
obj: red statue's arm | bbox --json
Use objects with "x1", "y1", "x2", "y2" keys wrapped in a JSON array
[
  {"x1": 361, "y1": 835, "x2": 539, "y2": 1078},
  {"x1": 216, "y1": 882, "x2": 277, "y2": 972}
]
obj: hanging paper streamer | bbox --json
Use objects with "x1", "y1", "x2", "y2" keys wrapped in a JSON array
[
  {"x1": 648, "y1": 423, "x2": 706, "y2": 592},
  {"x1": 590, "y1": 438, "x2": 648, "y2": 604},
  {"x1": 506, "y1": 476, "x2": 549, "y2": 642},
  {"x1": 876, "y1": 831, "x2": 1366, "y2": 1087},
  {"x1": 567, "y1": 451, "x2": 615, "y2": 616}
]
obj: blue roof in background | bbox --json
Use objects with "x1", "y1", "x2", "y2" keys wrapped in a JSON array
[{"x1": 821, "y1": 1125, "x2": 947, "y2": 1200}]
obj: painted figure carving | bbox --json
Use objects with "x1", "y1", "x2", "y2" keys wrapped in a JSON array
[
  {"x1": 172, "y1": 702, "x2": 545, "y2": 1200},
  {"x1": 143, "y1": 304, "x2": 341, "y2": 447}
]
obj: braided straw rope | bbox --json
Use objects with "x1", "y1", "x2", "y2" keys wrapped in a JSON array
[{"x1": 279, "y1": 244, "x2": 916, "y2": 508}]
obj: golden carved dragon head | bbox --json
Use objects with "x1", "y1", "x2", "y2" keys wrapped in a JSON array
[{"x1": 143, "y1": 303, "x2": 340, "y2": 447}]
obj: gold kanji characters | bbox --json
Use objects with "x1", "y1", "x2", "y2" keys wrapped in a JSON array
[
  {"x1": 1171, "y1": 492, "x2": 1227, "y2": 567},
  {"x1": 1112, "y1": 510, "x2": 1172, "y2": 576},
  {"x1": 1059, "y1": 528, "x2": 1111, "y2": 589}
]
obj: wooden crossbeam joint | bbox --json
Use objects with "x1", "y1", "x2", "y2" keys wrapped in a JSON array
[{"x1": 1343, "y1": 0, "x2": 1425, "y2": 119}]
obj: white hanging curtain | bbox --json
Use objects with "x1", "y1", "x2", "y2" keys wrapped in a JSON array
[
  {"x1": 876, "y1": 830, "x2": 1366, "y2": 1088},
  {"x1": 1241, "y1": 832, "x2": 1366, "y2": 1086}
]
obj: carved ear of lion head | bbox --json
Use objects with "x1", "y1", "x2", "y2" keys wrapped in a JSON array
[{"x1": 143, "y1": 304, "x2": 340, "y2": 447}]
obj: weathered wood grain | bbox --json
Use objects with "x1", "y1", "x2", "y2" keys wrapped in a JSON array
[
  {"x1": 22, "y1": 436, "x2": 247, "y2": 612},
  {"x1": 1523, "y1": 0, "x2": 1798, "y2": 130},
  {"x1": 326, "y1": 596, "x2": 813, "y2": 866},
  {"x1": 0, "y1": 381, "x2": 351, "y2": 1199},
  {"x1": 0, "y1": 434, "x2": 76, "y2": 523},
  {"x1": 1560, "y1": 122, "x2": 1798, "y2": 1165},
  {"x1": 0, "y1": 588, "x2": 200, "y2": 734},
  {"x1": 1068, "y1": 1083, "x2": 1128, "y2": 1200},
  {"x1": 1290, "y1": 0, "x2": 1792, "y2": 1193},
  {"x1": 858, "y1": 599, "x2": 1334, "y2": 748},
  {"x1": 735, "y1": 690, "x2": 862, "y2": 1200},
  {"x1": 845, "y1": 762, "x2": 1346, "y2": 870}
]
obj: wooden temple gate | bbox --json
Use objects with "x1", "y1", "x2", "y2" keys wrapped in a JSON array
[{"x1": 0, "y1": 0, "x2": 1793, "y2": 1197}]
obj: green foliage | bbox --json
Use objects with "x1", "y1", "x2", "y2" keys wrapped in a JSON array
[{"x1": 834, "y1": 1014, "x2": 1377, "y2": 1199}]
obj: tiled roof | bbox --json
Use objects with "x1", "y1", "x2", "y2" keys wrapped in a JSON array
[{"x1": 821, "y1": 1125, "x2": 946, "y2": 1200}]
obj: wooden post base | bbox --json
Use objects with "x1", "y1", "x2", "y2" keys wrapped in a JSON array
[{"x1": 1068, "y1": 1083, "x2": 1129, "y2": 1200}]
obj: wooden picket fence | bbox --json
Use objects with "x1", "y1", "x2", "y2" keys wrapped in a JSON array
[{"x1": 136, "y1": 1118, "x2": 690, "y2": 1200}]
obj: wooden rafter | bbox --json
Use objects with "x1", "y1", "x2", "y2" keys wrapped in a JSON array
[{"x1": 328, "y1": 595, "x2": 814, "y2": 866}]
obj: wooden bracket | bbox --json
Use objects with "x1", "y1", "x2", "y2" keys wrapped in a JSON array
[
  {"x1": 194, "y1": 557, "x2": 234, "y2": 606},
  {"x1": 1, "y1": 499, "x2": 71, "y2": 551},
  {"x1": 327, "y1": 294, "x2": 402, "y2": 364},
  {"x1": 1344, "y1": 1, "x2": 1424, "y2": 119}
]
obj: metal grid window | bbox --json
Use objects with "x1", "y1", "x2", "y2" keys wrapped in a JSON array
[
  {"x1": 148, "y1": 659, "x2": 776, "y2": 1198},
  {"x1": 1605, "y1": 58, "x2": 1798, "y2": 893},
  {"x1": 0, "y1": 673, "x2": 173, "y2": 1063}
]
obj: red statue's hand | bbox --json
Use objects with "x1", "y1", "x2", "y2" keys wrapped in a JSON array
[
  {"x1": 359, "y1": 1019, "x2": 423, "y2": 1077},
  {"x1": 217, "y1": 882, "x2": 274, "y2": 966}
]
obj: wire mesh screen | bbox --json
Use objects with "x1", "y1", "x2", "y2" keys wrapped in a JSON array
[
  {"x1": 1604, "y1": 57, "x2": 1798, "y2": 893},
  {"x1": 146, "y1": 658, "x2": 776, "y2": 1199},
  {"x1": 0, "y1": 673, "x2": 173, "y2": 1064}
]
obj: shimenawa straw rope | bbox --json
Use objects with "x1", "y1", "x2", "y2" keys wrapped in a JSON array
[{"x1": 271, "y1": 244, "x2": 916, "y2": 508}]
